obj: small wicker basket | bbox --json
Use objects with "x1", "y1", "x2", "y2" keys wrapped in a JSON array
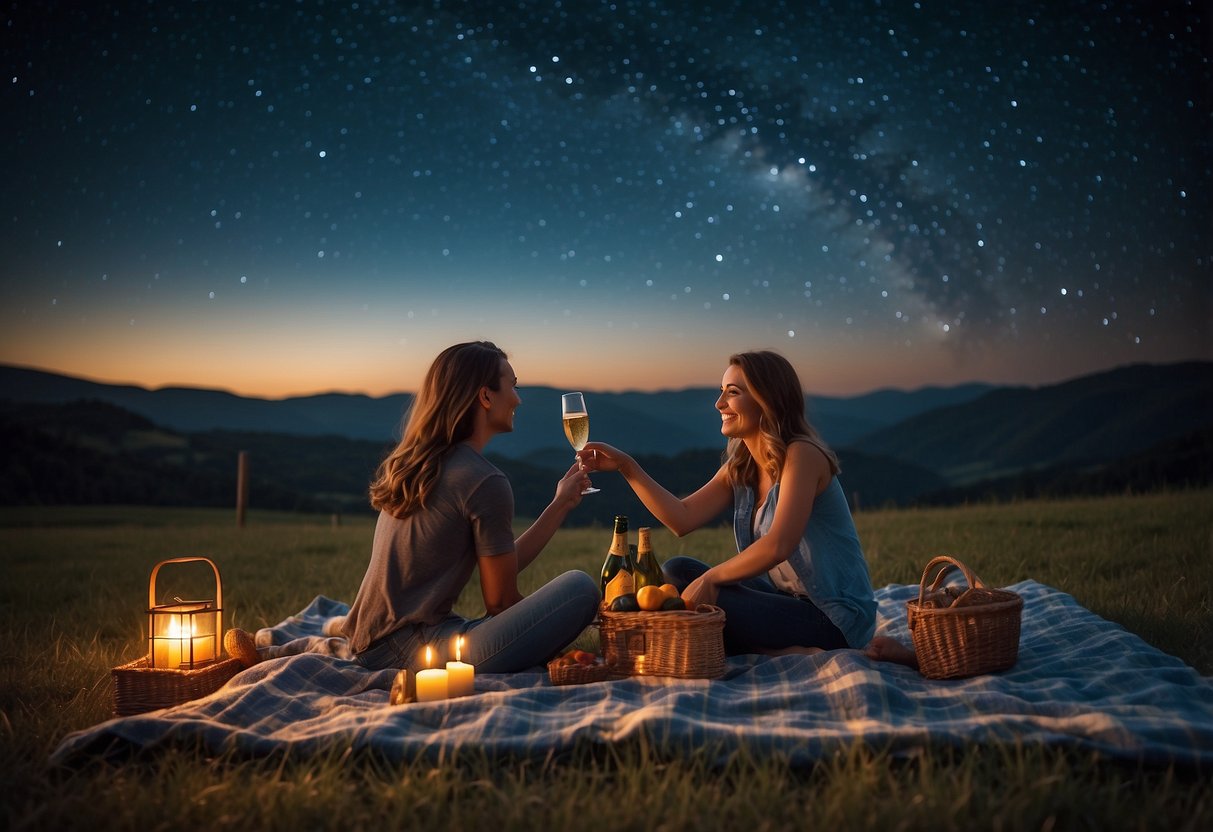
[
  {"x1": 112, "y1": 655, "x2": 243, "y2": 716},
  {"x1": 599, "y1": 604, "x2": 726, "y2": 679},
  {"x1": 906, "y1": 556, "x2": 1023, "y2": 680},
  {"x1": 111, "y1": 556, "x2": 241, "y2": 716},
  {"x1": 547, "y1": 658, "x2": 614, "y2": 686}
]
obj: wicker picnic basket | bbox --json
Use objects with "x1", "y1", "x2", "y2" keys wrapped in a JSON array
[
  {"x1": 111, "y1": 557, "x2": 242, "y2": 716},
  {"x1": 906, "y1": 556, "x2": 1023, "y2": 680},
  {"x1": 599, "y1": 604, "x2": 726, "y2": 679},
  {"x1": 547, "y1": 658, "x2": 614, "y2": 686},
  {"x1": 112, "y1": 655, "x2": 243, "y2": 716}
]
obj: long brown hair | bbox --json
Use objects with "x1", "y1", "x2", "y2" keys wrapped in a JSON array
[
  {"x1": 722, "y1": 350, "x2": 839, "y2": 489},
  {"x1": 369, "y1": 341, "x2": 508, "y2": 517}
]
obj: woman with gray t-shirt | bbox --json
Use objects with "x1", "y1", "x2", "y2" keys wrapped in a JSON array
[{"x1": 340, "y1": 340, "x2": 600, "y2": 674}]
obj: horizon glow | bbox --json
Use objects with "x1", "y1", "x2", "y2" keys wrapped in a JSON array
[{"x1": 2, "y1": 2, "x2": 1209, "y2": 399}]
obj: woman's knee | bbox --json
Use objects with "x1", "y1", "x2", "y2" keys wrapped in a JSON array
[
  {"x1": 662, "y1": 556, "x2": 709, "y2": 587},
  {"x1": 553, "y1": 570, "x2": 601, "y2": 611}
]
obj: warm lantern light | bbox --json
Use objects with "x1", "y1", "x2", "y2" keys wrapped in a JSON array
[
  {"x1": 146, "y1": 558, "x2": 223, "y2": 669},
  {"x1": 150, "y1": 600, "x2": 219, "y2": 669}
]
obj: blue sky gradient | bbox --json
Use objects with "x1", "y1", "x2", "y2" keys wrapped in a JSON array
[{"x1": 3, "y1": 1, "x2": 1208, "y2": 397}]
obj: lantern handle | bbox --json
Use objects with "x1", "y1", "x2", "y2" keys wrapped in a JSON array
[{"x1": 148, "y1": 556, "x2": 223, "y2": 640}]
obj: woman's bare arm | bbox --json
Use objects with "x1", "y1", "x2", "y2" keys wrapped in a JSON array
[{"x1": 579, "y1": 442, "x2": 732, "y2": 536}]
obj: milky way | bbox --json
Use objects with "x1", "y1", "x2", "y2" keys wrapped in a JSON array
[{"x1": 3, "y1": 1, "x2": 1209, "y2": 395}]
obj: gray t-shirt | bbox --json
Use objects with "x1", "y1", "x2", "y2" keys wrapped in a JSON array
[{"x1": 342, "y1": 443, "x2": 516, "y2": 654}]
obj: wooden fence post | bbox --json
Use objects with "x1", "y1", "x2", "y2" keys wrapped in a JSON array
[{"x1": 236, "y1": 451, "x2": 249, "y2": 528}]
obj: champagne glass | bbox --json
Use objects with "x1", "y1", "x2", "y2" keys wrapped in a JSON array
[{"x1": 561, "y1": 392, "x2": 599, "y2": 495}]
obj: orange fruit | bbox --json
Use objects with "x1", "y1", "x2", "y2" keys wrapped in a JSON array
[
  {"x1": 659, "y1": 583, "x2": 680, "y2": 599},
  {"x1": 636, "y1": 584, "x2": 667, "y2": 611}
]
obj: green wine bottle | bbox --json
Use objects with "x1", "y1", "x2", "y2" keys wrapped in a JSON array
[
  {"x1": 633, "y1": 526, "x2": 664, "y2": 590},
  {"x1": 600, "y1": 515, "x2": 634, "y2": 606}
]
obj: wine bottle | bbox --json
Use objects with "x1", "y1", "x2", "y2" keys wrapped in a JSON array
[
  {"x1": 599, "y1": 515, "x2": 634, "y2": 605},
  {"x1": 633, "y1": 526, "x2": 664, "y2": 590}
]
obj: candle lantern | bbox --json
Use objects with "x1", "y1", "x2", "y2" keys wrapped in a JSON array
[
  {"x1": 149, "y1": 600, "x2": 218, "y2": 669},
  {"x1": 112, "y1": 556, "x2": 243, "y2": 716}
]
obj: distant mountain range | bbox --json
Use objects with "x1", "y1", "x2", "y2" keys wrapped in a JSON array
[
  {"x1": 1, "y1": 361, "x2": 1209, "y2": 523},
  {"x1": 0, "y1": 363, "x2": 1000, "y2": 454}
]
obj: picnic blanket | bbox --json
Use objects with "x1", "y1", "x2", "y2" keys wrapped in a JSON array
[{"x1": 52, "y1": 580, "x2": 1213, "y2": 768}]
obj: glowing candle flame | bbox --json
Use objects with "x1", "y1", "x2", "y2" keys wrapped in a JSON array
[
  {"x1": 455, "y1": 635, "x2": 464, "y2": 662},
  {"x1": 166, "y1": 615, "x2": 196, "y2": 639},
  {"x1": 425, "y1": 645, "x2": 433, "y2": 668}
]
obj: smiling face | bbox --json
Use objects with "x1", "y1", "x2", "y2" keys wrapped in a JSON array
[
  {"x1": 716, "y1": 363, "x2": 763, "y2": 441},
  {"x1": 484, "y1": 358, "x2": 521, "y2": 434}
]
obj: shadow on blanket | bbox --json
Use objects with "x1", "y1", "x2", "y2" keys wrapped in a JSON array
[{"x1": 52, "y1": 581, "x2": 1213, "y2": 769}]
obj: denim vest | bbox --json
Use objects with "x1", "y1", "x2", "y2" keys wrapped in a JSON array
[{"x1": 733, "y1": 477, "x2": 877, "y2": 647}]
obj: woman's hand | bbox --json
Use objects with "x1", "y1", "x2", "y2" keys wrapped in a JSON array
[
  {"x1": 681, "y1": 570, "x2": 720, "y2": 608},
  {"x1": 553, "y1": 462, "x2": 590, "y2": 509},
  {"x1": 577, "y1": 441, "x2": 634, "y2": 476}
]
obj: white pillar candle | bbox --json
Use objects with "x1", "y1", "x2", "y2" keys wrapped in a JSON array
[
  {"x1": 415, "y1": 646, "x2": 448, "y2": 702},
  {"x1": 446, "y1": 635, "x2": 475, "y2": 697},
  {"x1": 152, "y1": 635, "x2": 182, "y2": 668},
  {"x1": 152, "y1": 614, "x2": 185, "y2": 668}
]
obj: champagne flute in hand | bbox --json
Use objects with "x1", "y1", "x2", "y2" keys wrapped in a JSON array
[{"x1": 561, "y1": 392, "x2": 600, "y2": 495}]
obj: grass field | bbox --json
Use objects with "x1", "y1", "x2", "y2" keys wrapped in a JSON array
[{"x1": 2, "y1": 491, "x2": 1211, "y2": 831}]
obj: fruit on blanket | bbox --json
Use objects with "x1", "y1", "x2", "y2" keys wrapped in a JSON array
[
  {"x1": 609, "y1": 593, "x2": 640, "y2": 612},
  {"x1": 636, "y1": 585, "x2": 667, "y2": 611},
  {"x1": 554, "y1": 649, "x2": 600, "y2": 669},
  {"x1": 659, "y1": 583, "x2": 680, "y2": 599}
]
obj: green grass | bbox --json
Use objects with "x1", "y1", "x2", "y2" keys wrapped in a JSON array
[{"x1": 2, "y1": 492, "x2": 1211, "y2": 831}]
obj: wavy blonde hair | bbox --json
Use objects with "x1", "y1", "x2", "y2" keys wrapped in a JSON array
[
  {"x1": 369, "y1": 341, "x2": 508, "y2": 518},
  {"x1": 722, "y1": 350, "x2": 839, "y2": 489}
]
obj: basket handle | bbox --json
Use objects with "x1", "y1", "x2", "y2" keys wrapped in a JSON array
[
  {"x1": 148, "y1": 557, "x2": 223, "y2": 638},
  {"x1": 917, "y1": 556, "x2": 985, "y2": 607}
]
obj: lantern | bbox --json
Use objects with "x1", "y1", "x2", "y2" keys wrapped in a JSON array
[
  {"x1": 147, "y1": 557, "x2": 223, "y2": 669},
  {"x1": 112, "y1": 556, "x2": 241, "y2": 716}
]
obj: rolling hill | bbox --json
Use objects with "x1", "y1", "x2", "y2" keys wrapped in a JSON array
[
  {"x1": 853, "y1": 361, "x2": 1213, "y2": 484},
  {"x1": 0, "y1": 364, "x2": 997, "y2": 456},
  {"x1": 0, "y1": 398, "x2": 944, "y2": 523},
  {"x1": 1, "y1": 361, "x2": 1208, "y2": 519}
]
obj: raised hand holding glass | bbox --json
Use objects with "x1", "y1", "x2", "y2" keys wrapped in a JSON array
[{"x1": 561, "y1": 392, "x2": 599, "y2": 495}]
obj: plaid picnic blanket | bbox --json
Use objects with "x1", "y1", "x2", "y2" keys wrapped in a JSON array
[{"x1": 52, "y1": 581, "x2": 1213, "y2": 768}]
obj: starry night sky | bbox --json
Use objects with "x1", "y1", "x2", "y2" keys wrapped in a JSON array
[{"x1": 3, "y1": 1, "x2": 1210, "y2": 398}]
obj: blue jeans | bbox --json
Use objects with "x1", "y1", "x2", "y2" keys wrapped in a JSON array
[
  {"x1": 353, "y1": 570, "x2": 600, "y2": 673},
  {"x1": 664, "y1": 556, "x2": 847, "y2": 654}
]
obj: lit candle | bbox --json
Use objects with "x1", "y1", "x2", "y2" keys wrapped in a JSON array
[
  {"x1": 415, "y1": 645, "x2": 448, "y2": 702},
  {"x1": 152, "y1": 614, "x2": 185, "y2": 668},
  {"x1": 150, "y1": 606, "x2": 218, "y2": 668},
  {"x1": 446, "y1": 635, "x2": 475, "y2": 697}
]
